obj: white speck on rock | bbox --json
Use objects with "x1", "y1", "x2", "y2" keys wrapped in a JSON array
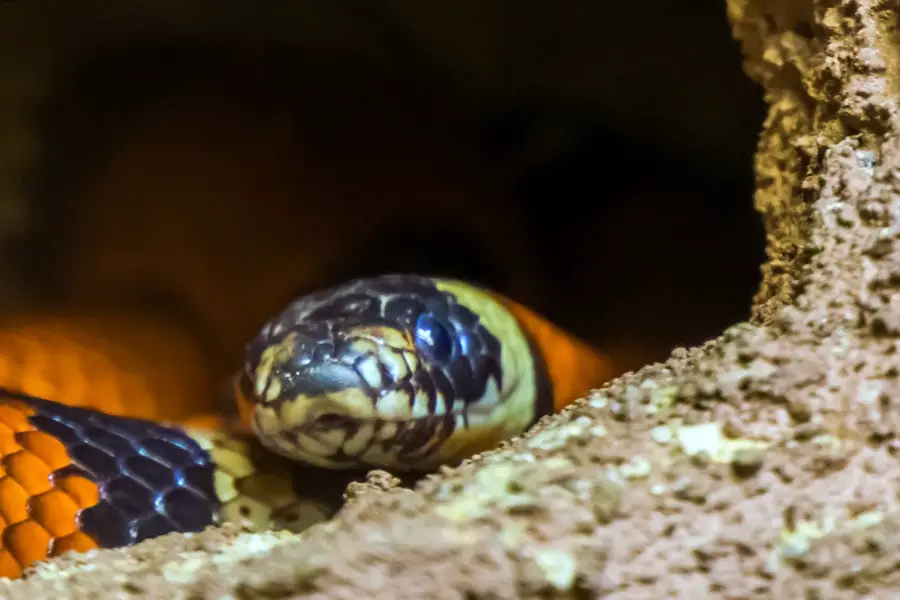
[{"x1": 533, "y1": 548, "x2": 577, "y2": 591}]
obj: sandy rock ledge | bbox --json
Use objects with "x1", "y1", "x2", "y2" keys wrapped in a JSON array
[{"x1": 5, "y1": 0, "x2": 900, "y2": 597}]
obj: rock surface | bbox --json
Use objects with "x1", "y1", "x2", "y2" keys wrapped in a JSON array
[{"x1": 3, "y1": 0, "x2": 897, "y2": 597}]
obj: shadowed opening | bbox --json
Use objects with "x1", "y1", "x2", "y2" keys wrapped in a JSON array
[{"x1": 14, "y1": 36, "x2": 766, "y2": 375}]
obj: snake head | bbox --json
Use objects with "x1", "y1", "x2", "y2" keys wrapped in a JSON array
[{"x1": 236, "y1": 275, "x2": 541, "y2": 471}]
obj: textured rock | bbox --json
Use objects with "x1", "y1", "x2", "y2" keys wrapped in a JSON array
[{"x1": 2, "y1": 0, "x2": 897, "y2": 597}]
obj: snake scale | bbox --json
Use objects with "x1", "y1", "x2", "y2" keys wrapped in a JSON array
[{"x1": 0, "y1": 274, "x2": 613, "y2": 578}]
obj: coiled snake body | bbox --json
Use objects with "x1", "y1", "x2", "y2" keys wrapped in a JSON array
[{"x1": 0, "y1": 274, "x2": 612, "y2": 578}]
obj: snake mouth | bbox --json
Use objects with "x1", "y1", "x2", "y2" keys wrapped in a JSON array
[{"x1": 238, "y1": 323, "x2": 468, "y2": 468}]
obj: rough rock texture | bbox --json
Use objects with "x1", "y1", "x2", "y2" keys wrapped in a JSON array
[{"x1": 2, "y1": 0, "x2": 898, "y2": 597}]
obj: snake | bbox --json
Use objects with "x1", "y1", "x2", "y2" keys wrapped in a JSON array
[{"x1": 0, "y1": 274, "x2": 613, "y2": 579}]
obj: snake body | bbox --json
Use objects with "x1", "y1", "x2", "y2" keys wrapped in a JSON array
[{"x1": 0, "y1": 275, "x2": 612, "y2": 578}]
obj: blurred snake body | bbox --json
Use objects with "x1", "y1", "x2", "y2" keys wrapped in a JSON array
[{"x1": 0, "y1": 275, "x2": 613, "y2": 578}]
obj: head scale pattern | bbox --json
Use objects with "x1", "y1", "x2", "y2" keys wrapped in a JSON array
[{"x1": 239, "y1": 275, "x2": 512, "y2": 469}]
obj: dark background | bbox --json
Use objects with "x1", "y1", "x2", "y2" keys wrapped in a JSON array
[{"x1": 0, "y1": 1, "x2": 767, "y2": 375}]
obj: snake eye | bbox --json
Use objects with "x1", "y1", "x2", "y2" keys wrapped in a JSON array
[{"x1": 414, "y1": 314, "x2": 454, "y2": 362}]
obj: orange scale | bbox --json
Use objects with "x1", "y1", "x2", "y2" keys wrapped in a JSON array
[
  {"x1": 16, "y1": 431, "x2": 71, "y2": 471},
  {"x1": 80, "y1": 375, "x2": 126, "y2": 416},
  {"x1": 0, "y1": 401, "x2": 34, "y2": 418},
  {"x1": 57, "y1": 370, "x2": 88, "y2": 407},
  {"x1": 50, "y1": 530, "x2": 98, "y2": 558},
  {"x1": 0, "y1": 426, "x2": 20, "y2": 458},
  {"x1": 29, "y1": 489, "x2": 79, "y2": 538},
  {"x1": 4, "y1": 520, "x2": 51, "y2": 571},
  {"x1": 3, "y1": 451, "x2": 52, "y2": 496},
  {"x1": 0, "y1": 476, "x2": 29, "y2": 524},
  {"x1": 0, "y1": 404, "x2": 34, "y2": 433},
  {"x1": 0, "y1": 549, "x2": 20, "y2": 579},
  {"x1": 54, "y1": 474, "x2": 100, "y2": 509},
  {"x1": 15, "y1": 378, "x2": 57, "y2": 404}
]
